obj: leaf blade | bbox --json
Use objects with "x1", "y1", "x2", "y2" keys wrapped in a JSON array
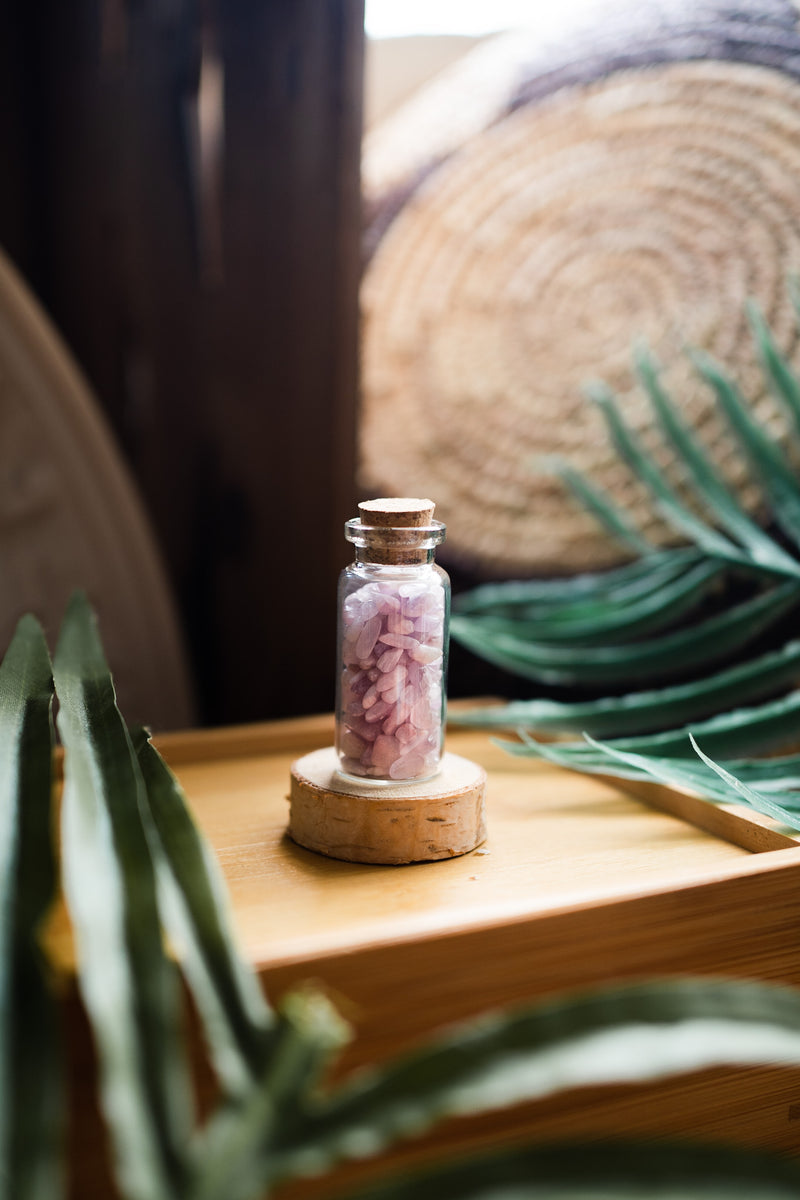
[
  {"x1": 450, "y1": 637, "x2": 800, "y2": 739},
  {"x1": 553, "y1": 454, "x2": 653, "y2": 555},
  {"x1": 581, "y1": 735, "x2": 795, "y2": 829},
  {"x1": 636, "y1": 347, "x2": 800, "y2": 578},
  {"x1": 0, "y1": 616, "x2": 63, "y2": 1200},
  {"x1": 341, "y1": 1140, "x2": 800, "y2": 1200},
  {"x1": 588, "y1": 381, "x2": 747, "y2": 566},
  {"x1": 452, "y1": 549, "x2": 704, "y2": 617},
  {"x1": 54, "y1": 593, "x2": 194, "y2": 1200},
  {"x1": 132, "y1": 728, "x2": 276, "y2": 1097},
  {"x1": 748, "y1": 297, "x2": 800, "y2": 439},
  {"x1": 277, "y1": 978, "x2": 800, "y2": 1178},
  {"x1": 193, "y1": 987, "x2": 351, "y2": 1200},
  {"x1": 692, "y1": 345, "x2": 800, "y2": 555},
  {"x1": 451, "y1": 580, "x2": 800, "y2": 686},
  {"x1": 457, "y1": 558, "x2": 725, "y2": 646}
]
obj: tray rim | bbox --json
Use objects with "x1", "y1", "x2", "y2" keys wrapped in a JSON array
[{"x1": 147, "y1": 709, "x2": 800, "y2": 971}]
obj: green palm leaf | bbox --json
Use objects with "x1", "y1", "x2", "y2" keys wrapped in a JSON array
[
  {"x1": 132, "y1": 728, "x2": 276, "y2": 1097},
  {"x1": 703, "y1": 753, "x2": 800, "y2": 791},
  {"x1": 538, "y1": 732, "x2": 800, "y2": 835},
  {"x1": 453, "y1": 547, "x2": 705, "y2": 619},
  {"x1": 451, "y1": 579, "x2": 799, "y2": 687},
  {"x1": 0, "y1": 616, "x2": 62, "y2": 1200},
  {"x1": 587, "y1": 381, "x2": 754, "y2": 569},
  {"x1": 691, "y1": 345, "x2": 800, "y2": 552},
  {"x1": 450, "y1": 637, "x2": 800, "y2": 739},
  {"x1": 498, "y1": 686, "x2": 800, "y2": 772},
  {"x1": 54, "y1": 593, "x2": 196, "y2": 1200},
  {"x1": 689, "y1": 734, "x2": 800, "y2": 824},
  {"x1": 276, "y1": 978, "x2": 800, "y2": 1180},
  {"x1": 453, "y1": 299, "x2": 800, "y2": 750},
  {"x1": 514, "y1": 734, "x2": 800, "y2": 817},
  {"x1": 340, "y1": 1141, "x2": 800, "y2": 1200},
  {"x1": 455, "y1": 557, "x2": 725, "y2": 646},
  {"x1": 750, "y1": 297, "x2": 800, "y2": 439},
  {"x1": 577, "y1": 736, "x2": 798, "y2": 829},
  {"x1": 47, "y1": 595, "x2": 352, "y2": 1200},
  {"x1": 549, "y1": 453, "x2": 654, "y2": 555},
  {"x1": 195, "y1": 989, "x2": 350, "y2": 1200},
  {"x1": 49, "y1": 594, "x2": 354, "y2": 1200},
  {"x1": 633, "y1": 347, "x2": 800, "y2": 577}
]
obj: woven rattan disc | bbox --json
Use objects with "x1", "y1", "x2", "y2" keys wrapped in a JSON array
[
  {"x1": 360, "y1": 47, "x2": 800, "y2": 574},
  {"x1": 0, "y1": 246, "x2": 194, "y2": 729}
]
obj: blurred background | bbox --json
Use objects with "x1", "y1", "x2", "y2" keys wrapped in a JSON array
[
  {"x1": 4, "y1": 0, "x2": 800, "y2": 730},
  {"x1": 0, "y1": 1, "x2": 367, "y2": 729}
]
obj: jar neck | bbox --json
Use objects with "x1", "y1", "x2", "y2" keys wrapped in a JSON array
[
  {"x1": 354, "y1": 545, "x2": 436, "y2": 566},
  {"x1": 345, "y1": 518, "x2": 445, "y2": 567}
]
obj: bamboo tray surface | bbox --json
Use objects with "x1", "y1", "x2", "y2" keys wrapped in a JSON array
[
  {"x1": 147, "y1": 712, "x2": 800, "y2": 973},
  {"x1": 62, "y1": 710, "x2": 800, "y2": 1195}
]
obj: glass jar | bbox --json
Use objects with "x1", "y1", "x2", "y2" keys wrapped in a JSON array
[{"x1": 335, "y1": 498, "x2": 450, "y2": 783}]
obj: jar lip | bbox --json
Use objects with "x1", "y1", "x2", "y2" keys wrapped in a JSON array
[{"x1": 344, "y1": 517, "x2": 446, "y2": 546}]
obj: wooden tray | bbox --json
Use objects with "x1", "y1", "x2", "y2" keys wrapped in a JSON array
[{"x1": 66, "y1": 712, "x2": 800, "y2": 1197}]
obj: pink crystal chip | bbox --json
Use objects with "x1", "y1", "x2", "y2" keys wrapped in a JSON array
[{"x1": 337, "y1": 577, "x2": 446, "y2": 780}]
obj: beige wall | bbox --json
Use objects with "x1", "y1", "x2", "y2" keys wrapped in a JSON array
[{"x1": 364, "y1": 34, "x2": 486, "y2": 127}]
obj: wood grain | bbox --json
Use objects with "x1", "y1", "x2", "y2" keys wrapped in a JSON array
[{"x1": 288, "y1": 746, "x2": 487, "y2": 863}]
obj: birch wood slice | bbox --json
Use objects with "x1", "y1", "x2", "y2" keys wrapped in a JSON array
[{"x1": 288, "y1": 747, "x2": 487, "y2": 864}]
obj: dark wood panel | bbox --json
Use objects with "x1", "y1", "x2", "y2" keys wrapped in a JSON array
[
  {"x1": 0, "y1": 0, "x2": 365, "y2": 725},
  {"x1": 209, "y1": 0, "x2": 363, "y2": 723},
  {"x1": 0, "y1": 8, "x2": 35, "y2": 274}
]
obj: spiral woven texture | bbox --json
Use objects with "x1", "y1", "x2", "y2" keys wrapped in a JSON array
[{"x1": 360, "y1": 12, "x2": 800, "y2": 575}]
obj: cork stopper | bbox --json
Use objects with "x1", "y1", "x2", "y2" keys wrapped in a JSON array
[
  {"x1": 358, "y1": 498, "x2": 435, "y2": 526},
  {"x1": 348, "y1": 497, "x2": 444, "y2": 564}
]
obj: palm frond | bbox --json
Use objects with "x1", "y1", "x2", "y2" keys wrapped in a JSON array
[
  {"x1": 132, "y1": 727, "x2": 277, "y2": 1097},
  {"x1": 749, "y1": 298, "x2": 800, "y2": 438},
  {"x1": 456, "y1": 557, "x2": 725, "y2": 647},
  {"x1": 576, "y1": 735, "x2": 799, "y2": 830},
  {"x1": 277, "y1": 978, "x2": 800, "y2": 1181},
  {"x1": 534, "y1": 732, "x2": 800, "y2": 835},
  {"x1": 450, "y1": 637, "x2": 800, "y2": 739},
  {"x1": 451, "y1": 578, "x2": 799, "y2": 687},
  {"x1": 54, "y1": 594, "x2": 196, "y2": 1199},
  {"x1": 0, "y1": 616, "x2": 62, "y2": 1200},
  {"x1": 689, "y1": 733, "x2": 800, "y2": 822},
  {"x1": 453, "y1": 547, "x2": 704, "y2": 618},
  {"x1": 498, "y1": 685, "x2": 800, "y2": 768},
  {"x1": 546, "y1": 453, "x2": 654, "y2": 556},
  {"x1": 691, "y1": 346, "x2": 800, "y2": 554},
  {"x1": 586, "y1": 381, "x2": 759, "y2": 571},
  {"x1": 453, "y1": 297, "x2": 800, "y2": 773},
  {"x1": 634, "y1": 346, "x2": 800, "y2": 577},
  {"x1": 512, "y1": 735, "x2": 800, "y2": 816},
  {"x1": 340, "y1": 1140, "x2": 800, "y2": 1200}
]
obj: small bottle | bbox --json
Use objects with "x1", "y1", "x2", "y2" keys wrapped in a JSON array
[{"x1": 335, "y1": 498, "x2": 450, "y2": 783}]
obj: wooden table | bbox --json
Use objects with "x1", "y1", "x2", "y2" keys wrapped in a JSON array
[{"x1": 66, "y1": 713, "x2": 800, "y2": 1197}]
